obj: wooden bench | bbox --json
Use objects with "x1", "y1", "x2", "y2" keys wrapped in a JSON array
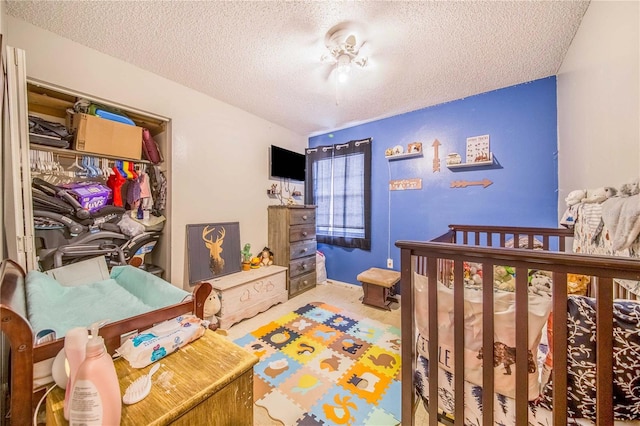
[{"x1": 357, "y1": 267, "x2": 401, "y2": 310}]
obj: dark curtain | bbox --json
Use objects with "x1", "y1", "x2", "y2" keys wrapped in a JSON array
[{"x1": 305, "y1": 138, "x2": 371, "y2": 250}]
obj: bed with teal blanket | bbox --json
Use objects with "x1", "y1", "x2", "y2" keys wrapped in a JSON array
[{"x1": 0, "y1": 258, "x2": 212, "y2": 425}]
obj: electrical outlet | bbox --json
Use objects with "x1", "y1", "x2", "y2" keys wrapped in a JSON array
[{"x1": 387, "y1": 258, "x2": 393, "y2": 268}]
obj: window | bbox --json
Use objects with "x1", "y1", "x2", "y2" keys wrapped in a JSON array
[{"x1": 305, "y1": 138, "x2": 371, "y2": 250}]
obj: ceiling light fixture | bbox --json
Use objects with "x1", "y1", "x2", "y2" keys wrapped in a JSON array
[{"x1": 321, "y1": 23, "x2": 368, "y2": 85}]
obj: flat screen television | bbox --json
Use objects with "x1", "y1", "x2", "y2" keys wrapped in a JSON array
[{"x1": 270, "y1": 145, "x2": 306, "y2": 182}]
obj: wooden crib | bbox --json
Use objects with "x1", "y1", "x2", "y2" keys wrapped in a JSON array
[{"x1": 397, "y1": 225, "x2": 640, "y2": 426}]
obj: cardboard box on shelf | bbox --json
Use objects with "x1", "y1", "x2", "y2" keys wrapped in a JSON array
[{"x1": 74, "y1": 113, "x2": 142, "y2": 159}]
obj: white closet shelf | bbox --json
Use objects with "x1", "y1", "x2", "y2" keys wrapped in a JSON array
[{"x1": 30, "y1": 143, "x2": 151, "y2": 164}]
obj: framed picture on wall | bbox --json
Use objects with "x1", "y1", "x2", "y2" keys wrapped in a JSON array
[
  {"x1": 466, "y1": 134, "x2": 490, "y2": 163},
  {"x1": 186, "y1": 222, "x2": 241, "y2": 284}
]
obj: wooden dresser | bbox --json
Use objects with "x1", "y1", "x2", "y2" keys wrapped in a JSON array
[
  {"x1": 268, "y1": 205, "x2": 317, "y2": 298},
  {"x1": 211, "y1": 265, "x2": 288, "y2": 329},
  {"x1": 46, "y1": 330, "x2": 258, "y2": 425}
]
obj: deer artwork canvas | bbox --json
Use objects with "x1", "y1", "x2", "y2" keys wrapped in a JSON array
[{"x1": 186, "y1": 222, "x2": 241, "y2": 284}]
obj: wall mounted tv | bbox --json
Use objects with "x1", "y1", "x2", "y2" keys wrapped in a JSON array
[{"x1": 270, "y1": 145, "x2": 306, "y2": 182}]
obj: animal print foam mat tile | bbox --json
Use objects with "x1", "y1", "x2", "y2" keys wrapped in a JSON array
[{"x1": 233, "y1": 302, "x2": 401, "y2": 425}]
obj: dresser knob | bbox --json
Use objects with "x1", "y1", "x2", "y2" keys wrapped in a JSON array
[
  {"x1": 302, "y1": 215, "x2": 308, "y2": 220},
  {"x1": 301, "y1": 264, "x2": 307, "y2": 270},
  {"x1": 303, "y1": 280, "x2": 308, "y2": 285},
  {"x1": 302, "y1": 248, "x2": 308, "y2": 253},
  {"x1": 302, "y1": 231, "x2": 308, "y2": 237}
]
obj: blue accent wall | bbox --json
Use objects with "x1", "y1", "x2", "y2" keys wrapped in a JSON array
[{"x1": 308, "y1": 77, "x2": 559, "y2": 285}]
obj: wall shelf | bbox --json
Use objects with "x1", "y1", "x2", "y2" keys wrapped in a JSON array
[
  {"x1": 446, "y1": 153, "x2": 494, "y2": 169},
  {"x1": 385, "y1": 151, "x2": 423, "y2": 161}
]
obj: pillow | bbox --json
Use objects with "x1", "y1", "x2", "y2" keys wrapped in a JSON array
[
  {"x1": 414, "y1": 271, "x2": 551, "y2": 400},
  {"x1": 539, "y1": 296, "x2": 640, "y2": 420}
]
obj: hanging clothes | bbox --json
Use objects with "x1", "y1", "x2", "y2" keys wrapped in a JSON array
[
  {"x1": 148, "y1": 165, "x2": 167, "y2": 214},
  {"x1": 107, "y1": 167, "x2": 127, "y2": 207}
]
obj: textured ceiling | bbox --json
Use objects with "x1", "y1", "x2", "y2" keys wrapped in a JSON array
[{"x1": 6, "y1": 1, "x2": 590, "y2": 137}]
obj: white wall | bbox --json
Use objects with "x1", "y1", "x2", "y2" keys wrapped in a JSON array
[
  {"x1": 5, "y1": 16, "x2": 307, "y2": 288},
  {"x1": 557, "y1": 1, "x2": 639, "y2": 216}
]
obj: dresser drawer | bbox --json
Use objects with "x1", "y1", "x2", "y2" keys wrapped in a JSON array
[
  {"x1": 290, "y1": 209, "x2": 316, "y2": 226},
  {"x1": 290, "y1": 271, "x2": 317, "y2": 296},
  {"x1": 290, "y1": 239, "x2": 316, "y2": 260},
  {"x1": 289, "y1": 255, "x2": 316, "y2": 278},
  {"x1": 289, "y1": 224, "x2": 316, "y2": 242}
]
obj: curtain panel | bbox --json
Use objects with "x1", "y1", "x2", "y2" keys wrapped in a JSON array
[{"x1": 305, "y1": 138, "x2": 371, "y2": 250}]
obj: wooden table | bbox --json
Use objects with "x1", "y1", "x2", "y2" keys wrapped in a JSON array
[{"x1": 46, "y1": 330, "x2": 258, "y2": 425}]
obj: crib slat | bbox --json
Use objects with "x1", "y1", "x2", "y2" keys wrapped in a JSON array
[
  {"x1": 551, "y1": 272, "x2": 568, "y2": 426},
  {"x1": 481, "y1": 263, "x2": 495, "y2": 426},
  {"x1": 453, "y1": 260, "x2": 465, "y2": 425},
  {"x1": 515, "y1": 267, "x2": 528, "y2": 423},
  {"x1": 400, "y1": 249, "x2": 414, "y2": 426},
  {"x1": 596, "y1": 277, "x2": 614, "y2": 425},
  {"x1": 428, "y1": 257, "x2": 439, "y2": 426}
]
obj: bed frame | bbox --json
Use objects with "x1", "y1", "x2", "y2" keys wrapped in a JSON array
[
  {"x1": 397, "y1": 224, "x2": 640, "y2": 426},
  {"x1": 0, "y1": 258, "x2": 212, "y2": 425}
]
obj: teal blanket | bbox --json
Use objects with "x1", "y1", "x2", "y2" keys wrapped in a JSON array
[{"x1": 26, "y1": 266, "x2": 190, "y2": 339}]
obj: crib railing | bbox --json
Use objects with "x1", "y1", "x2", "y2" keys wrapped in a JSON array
[{"x1": 397, "y1": 225, "x2": 640, "y2": 426}]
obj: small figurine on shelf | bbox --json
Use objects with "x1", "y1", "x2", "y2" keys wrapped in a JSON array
[
  {"x1": 241, "y1": 243, "x2": 252, "y2": 271},
  {"x1": 408, "y1": 142, "x2": 422, "y2": 153},
  {"x1": 250, "y1": 257, "x2": 261, "y2": 269},
  {"x1": 259, "y1": 247, "x2": 274, "y2": 266}
]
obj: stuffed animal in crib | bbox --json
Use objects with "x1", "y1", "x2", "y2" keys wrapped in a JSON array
[
  {"x1": 565, "y1": 189, "x2": 586, "y2": 206},
  {"x1": 494, "y1": 265, "x2": 515, "y2": 291},
  {"x1": 463, "y1": 262, "x2": 483, "y2": 286},
  {"x1": 567, "y1": 273, "x2": 590, "y2": 295}
]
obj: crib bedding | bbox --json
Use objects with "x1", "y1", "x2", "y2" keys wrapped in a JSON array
[
  {"x1": 414, "y1": 354, "x2": 640, "y2": 426},
  {"x1": 26, "y1": 265, "x2": 190, "y2": 338},
  {"x1": 414, "y1": 272, "x2": 552, "y2": 401},
  {"x1": 414, "y1": 286, "x2": 640, "y2": 424}
]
